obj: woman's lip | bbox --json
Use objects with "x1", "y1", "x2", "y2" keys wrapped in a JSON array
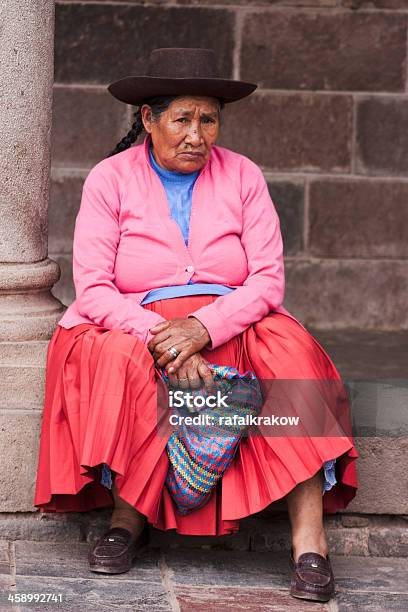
[{"x1": 179, "y1": 152, "x2": 204, "y2": 157}]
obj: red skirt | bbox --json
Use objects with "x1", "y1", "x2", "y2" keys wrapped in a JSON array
[{"x1": 34, "y1": 295, "x2": 358, "y2": 536}]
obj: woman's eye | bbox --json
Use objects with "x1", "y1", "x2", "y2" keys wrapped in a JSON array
[
  {"x1": 176, "y1": 118, "x2": 188, "y2": 123},
  {"x1": 202, "y1": 117, "x2": 215, "y2": 124}
]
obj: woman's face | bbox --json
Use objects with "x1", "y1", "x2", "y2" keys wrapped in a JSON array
[{"x1": 141, "y1": 95, "x2": 221, "y2": 173}]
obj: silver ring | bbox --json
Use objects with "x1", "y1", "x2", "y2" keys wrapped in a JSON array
[{"x1": 168, "y1": 346, "x2": 179, "y2": 359}]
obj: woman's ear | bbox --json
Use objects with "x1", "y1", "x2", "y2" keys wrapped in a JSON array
[{"x1": 140, "y1": 105, "x2": 153, "y2": 134}]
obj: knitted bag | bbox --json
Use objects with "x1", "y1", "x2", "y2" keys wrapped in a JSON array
[{"x1": 158, "y1": 363, "x2": 264, "y2": 515}]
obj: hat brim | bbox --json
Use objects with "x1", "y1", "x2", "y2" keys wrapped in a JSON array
[{"x1": 107, "y1": 76, "x2": 257, "y2": 105}]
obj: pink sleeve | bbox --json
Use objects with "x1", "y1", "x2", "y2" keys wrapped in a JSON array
[
  {"x1": 187, "y1": 160, "x2": 285, "y2": 350},
  {"x1": 73, "y1": 164, "x2": 167, "y2": 345}
]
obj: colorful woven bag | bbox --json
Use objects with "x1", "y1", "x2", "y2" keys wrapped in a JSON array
[{"x1": 158, "y1": 363, "x2": 264, "y2": 515}]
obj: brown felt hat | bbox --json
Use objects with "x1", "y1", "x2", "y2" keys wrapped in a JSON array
[{"x1": 107, "y1": 47, "x2": 257, "y2": 105}]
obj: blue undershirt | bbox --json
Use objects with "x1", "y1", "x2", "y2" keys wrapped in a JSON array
[{"x1": 99, "y1": 144, "x2": 337, "y2": 495}]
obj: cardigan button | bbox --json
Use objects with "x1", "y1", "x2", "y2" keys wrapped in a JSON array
[{"x1": 186, "y1": 265, "x2": 194, "y2": 273}]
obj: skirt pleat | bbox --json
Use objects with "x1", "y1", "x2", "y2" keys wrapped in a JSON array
[{"x1": 34, "y1": 294, "x2": 358, "y2": 535}]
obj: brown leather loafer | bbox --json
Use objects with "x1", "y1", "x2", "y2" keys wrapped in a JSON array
[
  {"x1": 289, "y1": 549, "x2": 335, "y2": 602},
  {"x1": 88, "y1": 526, "x2": 149, "y2": 574}
]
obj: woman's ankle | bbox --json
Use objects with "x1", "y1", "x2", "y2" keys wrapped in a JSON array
[
  {"x1": 110, "y1": 508, "x2": 145, "y2": 539},
  {"x1": 291, "y1": 527, "x2": 329, "y2": 562},
  {"x1": 110, "y1": 484, "x2": 146, "y2": 539}
]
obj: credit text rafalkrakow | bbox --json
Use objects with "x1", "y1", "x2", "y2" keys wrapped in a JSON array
[{"x1": 167, "y1": 389, "x2": 300, "y2": 427}]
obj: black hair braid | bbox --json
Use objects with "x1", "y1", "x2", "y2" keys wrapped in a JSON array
[{"x1": 106, "y1": 108, "x2": 143, "y2": 158}]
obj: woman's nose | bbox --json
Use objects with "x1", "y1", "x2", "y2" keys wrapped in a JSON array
[{"x1": 185, "y1": 124, "x2": 203, "y2": 146}]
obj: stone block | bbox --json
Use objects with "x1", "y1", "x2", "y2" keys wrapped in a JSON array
[
  {"x1": 219, "y1": 92, "x2": 352, "y2": 172},
  {"x1": 165, "y1": 549, "x2": 290, "y2": 588},
  {"x1": 332, "y1": 554, "x2": 408, "y2": 593},
  {"x1": 178, "y1": 0, "x2": 338, "y2": 6},
  {"x1": 174, "y1": 586, "x2": 311, "y2": 610},
  {"x1": 356, "y1": 97, "x2": 408, "y2": 176},
  {"x1": 246, "y1": 514, "x2": 370, "y2": 556},
  {"x1": 369, "y1": 528, "x2": 408, "y2": 557},
  {"x1": 309, "y1": 178, "x2": 408, "y2": 257},
  {"x1": 326, "y1": 527, "x2": 369, "y2": 556},
  {"x1": 0, "y1": 541, "x2": 10, "y2": 575},
  {"x1": 309, "y1": 329, "x2": 408, "y2": 379},
  {"x1": 341, "y1": 514, "x2": 370, "y2": 527},
  {"x1": 0, "y1": 513, "x2": 82, "y2": 542},
  {"x1": 284, "y1": 260, "x2": 408, "y2": 330},
  {"x1": 55, "y1": 3, "x2": 234, "y2": 84},
  {"x1": 241, "y1": 10, "x2": 407, "y2": 91},
  {"x1": 49, "y1": 171, "x2": 86, "y2": 254},
  {"x1": 345, "y1": 437, "x2": 408, "y2": 515},
  {"x1": 0, "y1": 412, "x2": 42, "y2": 512},
  {"x1": 335, "y1": 591, "x2": 408, "y2": 611},
  {"x1": 51, "y1": 88, "x2": 128, "y2": 168},
  {"x1": 267, "y1": 179, "x2": 304, "y2": 255},
  {"x1": 0, "y1": 366, "x2": 45, "y2": 409},
  {"x1": 14, "y1": 575, "x2": 169, "y2": 611},
  {"x1": 0, "y1": 342, "x2": 48, "y2": 368},
  {"x1": 0, "y1": 340, "x2": 49, "y2": 428},
  {"x1": 0, "y1": 575, "x2": 14, "y2": 611},
  {"x1": 342, "y1": 0, "x2": 408, "y2": 8},
  {"x1": 94, "y1": 0, "x2": 339, "y2": 4}
]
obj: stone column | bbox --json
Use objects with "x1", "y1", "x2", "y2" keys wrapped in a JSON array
[{"x1": 0, "y1": 0, "x2": 63, "y2": 511}]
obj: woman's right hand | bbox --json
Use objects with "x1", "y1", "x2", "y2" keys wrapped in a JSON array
[{"x1": 166, "y1": 352, "x2": 216, "y2": 394}]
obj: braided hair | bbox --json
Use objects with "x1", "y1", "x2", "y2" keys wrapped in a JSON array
[{"x1": 106, "y1": 95, "x2": 224, "y2": 158}]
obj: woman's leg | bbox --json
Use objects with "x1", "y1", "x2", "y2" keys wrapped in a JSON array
[
  {"x1": 285, "y1": 468, "x2": 329, "y2": 561},
  {"x1": 110, "y1": 478, "x2": 146, "y2": 540}
]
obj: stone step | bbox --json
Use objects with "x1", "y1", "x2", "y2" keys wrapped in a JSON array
[{"x1": 1, "y1": 511, "x2": 407, "y2": 558}]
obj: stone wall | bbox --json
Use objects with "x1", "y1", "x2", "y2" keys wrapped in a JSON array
[{"x1": 50, "y1": 0, "x2": 408, "y2": 330}]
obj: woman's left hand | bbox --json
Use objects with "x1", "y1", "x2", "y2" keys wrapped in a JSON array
[{"x1": 147, "y1": 316, "x2": 211, "y2": 373}]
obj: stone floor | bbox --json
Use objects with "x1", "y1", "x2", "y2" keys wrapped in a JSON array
[{"x1": 1, "y1": 540, "x2": 408, "y2": 611}]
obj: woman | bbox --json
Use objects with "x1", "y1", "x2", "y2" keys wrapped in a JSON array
[{"x1": 34, "y1": 47, "x2": 358, "y2": 602}]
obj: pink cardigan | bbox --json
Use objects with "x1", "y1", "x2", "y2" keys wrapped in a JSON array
[{"x1": 58, "y1": 136, "x2": 299, "y2": 348}]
